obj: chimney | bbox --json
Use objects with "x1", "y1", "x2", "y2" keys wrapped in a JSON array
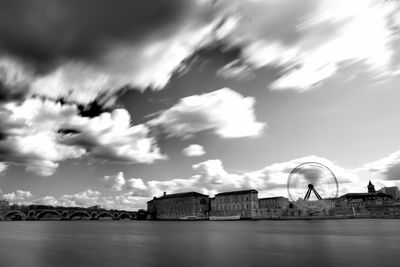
[{"x1": 163, "y1": 192, "x2": 166, "y2": 197}]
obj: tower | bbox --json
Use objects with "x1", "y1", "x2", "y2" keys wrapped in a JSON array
[{"x1": 367, "y1": 180, "x2": 376, "y2": 193}]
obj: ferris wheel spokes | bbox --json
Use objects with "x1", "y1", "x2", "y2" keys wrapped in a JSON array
[{"x1": 304, "y1": 184, "x2": 322, "y2": 200}]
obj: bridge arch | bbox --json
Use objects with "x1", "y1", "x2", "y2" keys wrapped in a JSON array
[
  {"x1": 3, "y1": 210, "x2": 27, "y2": 221},
  {"x1": 67, "y1": 211, "x2": 91, "y2": 220},
  {"x1": 36, "y1": 210, "x2": 62, "y2": 220},
  {"x1": 95, "y1": 211, "x2": 115, "y2": 220},
  {"x1": 117, "y1": 213, "x2": 132, "y2": 220}
]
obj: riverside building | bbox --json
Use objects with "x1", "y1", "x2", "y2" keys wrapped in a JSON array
[
  {"x1": 258, "y1": 196, "x2": 289, "y2": 209},
  {"x1": 147, "y1": 192, "x2": 210, "y2": 220},
  {"x1": 210, "y1": 189, "x2": 259, "y2": 219}
]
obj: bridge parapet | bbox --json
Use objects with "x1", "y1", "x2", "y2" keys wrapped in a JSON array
[{"x1": 0, "y1": 207, "x2": 138, "y2": 221}]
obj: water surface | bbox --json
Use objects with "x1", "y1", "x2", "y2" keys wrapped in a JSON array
[{"x1": 0, "y1": 219, "x2": 399, "y2": 267}]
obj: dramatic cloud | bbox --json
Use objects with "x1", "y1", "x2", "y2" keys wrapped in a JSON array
[
  {"x1": 363, "y1": 151, "x2": 400, "y2": 180},
  {"x1": 149, "y1": 88, "x2": 265, "y2": 138},
  {"x1": 0, "y1": 98, "x2": 85, "y2": 176},
  {"x1": 1, "y1": 0, "x2": 399, "y2": 105},
  {"x1": 0, "y1": 98, "x2": 165, "y2": 176},
  {"x1": 2, "y1": 190, "x2": 32, "y2": 202},
  {"x1": 58, "y1": 108, "x2": 166, "y2": 164},
  {"x1": 182, "y1": 144, "x2": 206, "y2": 157},
  {"x1": 0, "y1": 57, "x2": 33, "y2": 103},
  {"x1": 0, "y1": 0, "x2": 223, "y2": 105},
  {"x1": 215, "y1": 0, "x2": 400, "y2": 91}
]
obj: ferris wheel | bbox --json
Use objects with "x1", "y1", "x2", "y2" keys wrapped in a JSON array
[{"x1": 287, "y1": 162, "x2": 339, "y2": 202}]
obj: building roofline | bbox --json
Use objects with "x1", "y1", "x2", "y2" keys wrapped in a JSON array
[
  {"x1": 258, "y1": 196, "x2": 287, "y2": 200},
  {"x1": 215, "y1": 189, "x2": 258, "y2": 196},
  {"x1": 156, "y1": 191, "x2": 209, "y2": 200}
]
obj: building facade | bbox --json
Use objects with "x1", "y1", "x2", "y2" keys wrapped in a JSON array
[
  {"x1": 210, "y1": 189, "x2": 258, "y2": 219},
  {"x1": 147, "y1": 192, "x2": 209, "y2": 220},
  {"x1": 337, "y1": 192, "x2": 393, "y2": 207},
  {"x1": 258, "y1": 196, "x2": 289, "y2": 209}
]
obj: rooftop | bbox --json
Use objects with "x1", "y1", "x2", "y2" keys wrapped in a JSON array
[
  {"x1": 155, "y1": 191, "x2": 209, "y2": 200},
  {"x1": 215, "y1": 189, "x2": 258, "y2": 196},
  {"x1": 259, "y1": 196, "x2": 288, "y2": 200},
  {"x1": 340, "y1": 192, "x2": 393, "y2": 199}
]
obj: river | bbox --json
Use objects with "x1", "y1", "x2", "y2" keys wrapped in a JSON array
[{"x1": 0, "y1": 219, "x2": 399, "y2": 267}]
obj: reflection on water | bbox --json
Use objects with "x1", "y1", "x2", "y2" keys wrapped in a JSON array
[{"x1": 0, "y1": 220, "x2": 399, "y2": 267}]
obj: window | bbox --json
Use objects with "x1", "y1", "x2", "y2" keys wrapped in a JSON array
[{"x1": 200, "y1": 199, "x2": 207, "y2": 205}]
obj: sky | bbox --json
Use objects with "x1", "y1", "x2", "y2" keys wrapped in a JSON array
[{"x1": 1, "y1": 0, "x2": 400, "y2": 210}]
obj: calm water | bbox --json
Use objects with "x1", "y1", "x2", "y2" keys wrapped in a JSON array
[{"x1": 0, "y1": 219, "x2": 399, "y2": 267}]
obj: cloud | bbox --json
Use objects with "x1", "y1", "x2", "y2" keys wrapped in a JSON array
[
  {"x1": 0, "y1": 0, "x2": 223, "y2": 105},
  {"x1": 32, "y1": 190, "x2": 145, "y2": 210},
  {"x1": 1, "y1": 0, "x2": 399, "y2": 102},
  {"x1": 59, "y1": 189, "x2": 101, "y2": 207},
  {"x1": 101, "y1": 193, "x2": 147, "y2": 211},
  {"x1": 32, "y1": 196, "x2": 60, "y2": 207},
  {"x1": 102, "y1": 172, "x2": 126, "y2": 192},
  {"x1": 33, "y1": 189, "x2": 101, "y2": 208},
  {"x1": 216, "y1": 59, "x2": 255, "y2": 81},
  {"x1": 363, "y1": 151, "x2": 400, "y2": 180},
  {"x1": 0, "y1": 162, "x2": 7, "y2": 174},
  {"x1": 0, "y1": 57, "x2": 33, "y2": 103},
  {"x1": 182, "y1": 144, "x2": 206, "y2": 157},
  {"x1": 2, "y1": 190, "x2": 32, "y2": 202},
  {"x1": 58, "y1": 108, "x2": 166, "y2": 164},
  {"x1": 0, "y1": 98, "x2": 86, "y2": 176},
  {"x1": 149, "y1": 88, "x2": 265, "y2": 138},
  {"x1": 0, "y1": 98, "x2": 165, "y2": 176},
  {"x1": 215, "y1": 0, "x2": 400, "y2": 91}
]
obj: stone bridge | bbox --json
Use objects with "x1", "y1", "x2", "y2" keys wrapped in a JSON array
[{"x1": 0, "y1": 208, "x2": 137, "y2": 221}]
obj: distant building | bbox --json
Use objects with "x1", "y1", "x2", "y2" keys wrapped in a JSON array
[
  {"x1": 367, "y1": 180, "x2": 376, "y2": 193},
  {"x1": 210, "y1": 189, "x2": 258, "y2": 219},
  {"x1": 258, "y1": 196, "x2": 289, "y2": 209},
  {"x1": 379, "y1": 186, "x2": 399, "y2": 199},
  {"x1": 337, "y1": 192, "x2": 393, "y2": 207},
  {"x1": 147, "y1": 192, "x2": 209, "y2": 220}
]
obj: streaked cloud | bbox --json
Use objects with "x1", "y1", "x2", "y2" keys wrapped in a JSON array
[
  {"x1": 216, "y1": 0, "x2": 400, "y2": 91},
  {"x1": 0, "y1": 0, "x2": 222, "y2": 105},
  {"x1": 363, "y1": 151, "x2": 400, "y2": 180},
  {"x1": 149, "y1": 88, "x2": 265, "y2": 138}
]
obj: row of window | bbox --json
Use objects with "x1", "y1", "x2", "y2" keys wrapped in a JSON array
[
  {"x1": 215, "y1": 195, "x2": 257, "y2": 202},
  {"x1": 213, "y1": 204, "x2": 257, "y2": 211}
]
